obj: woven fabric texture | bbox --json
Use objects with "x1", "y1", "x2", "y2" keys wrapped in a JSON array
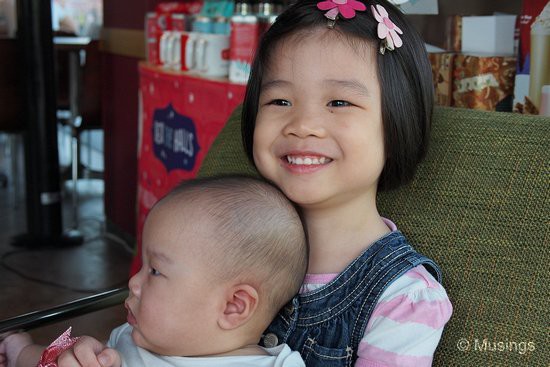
[
  {"x1": 198, "y1": 106, "x2": 550, "y2": 366},
  {"x1": 198, "y1": 105, "x2": 257, "y2": 178}
]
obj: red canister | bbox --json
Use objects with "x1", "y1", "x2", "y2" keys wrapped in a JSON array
[
  {"x1": 229, "y1": 2, "x2": 259, "y2": 84},
  {"x1": 171, "y1": 13, "x2": 187, "y2": 32},
  {"x1": 146, "y1": 12, "x2": 162, "y2": 65}
]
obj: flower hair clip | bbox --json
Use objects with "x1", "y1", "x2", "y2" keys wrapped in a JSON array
[
  {"x1": 371, "y1": 4, "x2": 403, "y2": 54},
  {"x1": 317, "y1": 0, "x2": 367, "y2": 28},
  {"x1": 316, "y1": 1, "x2": 404, "y2": 54}
]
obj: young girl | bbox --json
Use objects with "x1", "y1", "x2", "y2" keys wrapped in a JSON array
[{"x1": 243, "y1": 0, "x2": 452, "y2": 366}]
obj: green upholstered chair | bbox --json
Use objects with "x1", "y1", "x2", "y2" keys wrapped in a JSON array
[{"x1": 199, "y1": 106, "x2": 550, "y2": 366}]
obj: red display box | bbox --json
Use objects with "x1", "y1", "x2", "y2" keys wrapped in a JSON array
[{"x1": 133, "y1": 63, "x2": 246, "y2": 274}]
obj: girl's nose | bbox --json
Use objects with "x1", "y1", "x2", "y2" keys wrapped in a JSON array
[{"x1": 282, "y1": 109, "x2": 327, "y2": 139}]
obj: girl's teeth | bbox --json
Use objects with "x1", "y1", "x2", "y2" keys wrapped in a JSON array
[{"x1": 286, "y1": 156, "x2": 330, "y2": 165}]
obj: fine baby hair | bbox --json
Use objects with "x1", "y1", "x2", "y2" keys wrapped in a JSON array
[
  {"x1": 159, "y1": 175, "x2": 309, "y2": 317},
  {"x1": 242, "y1": 0, "x2": 434, "y2": 190}
]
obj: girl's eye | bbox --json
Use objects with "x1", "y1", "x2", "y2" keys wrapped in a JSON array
[
  {"x1": 268, "y1": 99, "x2": 291, "y2": 107},
  {"x1": 327, "y1": 100, "x2": 351, "y2": 107},
  {"x1": 149, "y1": 267, "x2": 161, "y2": 276}
]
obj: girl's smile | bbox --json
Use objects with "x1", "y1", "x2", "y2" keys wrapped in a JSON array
[
  {"x1": 280, "y1": 151, "x2": 334, "y2": 174},
  {"x1": 284, "y1": 154, "x2": 332, "y2": 166},
  {"x1": 253, "y1": 29, "x2": 385, "y2": 209}
]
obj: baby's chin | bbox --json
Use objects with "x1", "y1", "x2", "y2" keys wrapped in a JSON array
[
  {"x1": 131, "y1": 329, "x2": 180, "y2": 356},
  {"x1": 131, "y1": 328, "x2": 152, "y2": 351}
]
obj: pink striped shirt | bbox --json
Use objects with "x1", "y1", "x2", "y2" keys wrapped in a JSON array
[{"x1": 300, "y1": 221, "x2": 452, "y2": 367}]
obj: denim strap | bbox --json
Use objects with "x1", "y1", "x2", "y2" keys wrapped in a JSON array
[{"x1": 350, "y1": 250, "x2": 442, "y2": 354}]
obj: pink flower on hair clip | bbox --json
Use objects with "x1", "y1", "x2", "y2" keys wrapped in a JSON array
[
  {"x1": 371, "y1": 4, "x2": 403, "y2": 51},
  {"x1": 317, "y1": 0, "x2": 367, "y2": 21}
]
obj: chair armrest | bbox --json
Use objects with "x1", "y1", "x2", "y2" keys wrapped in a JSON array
[{"x1": 0, "y1": 287, "x2": 128, "y2": 334}]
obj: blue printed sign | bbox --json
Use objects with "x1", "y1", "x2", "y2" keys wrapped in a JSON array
[{"x1": 152, "y1": 104, "x2": 200, "y2": 172}]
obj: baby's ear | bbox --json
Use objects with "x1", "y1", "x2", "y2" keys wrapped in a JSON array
[{"x1": 218, "y1": 284, "x2": 259, "y2": 330}]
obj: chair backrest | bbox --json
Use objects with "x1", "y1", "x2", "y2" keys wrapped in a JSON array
[
  {"x1": 0, "y1": 38, "x2": 102, "y2": 132},
  {"x1": 79, "y1": 40, "x2": 102, "y2": 128},
  {"x1": 198, "y1": 106, "x2": 549, "y2": 366},
  {"x1": 55, "y1": 39, "x2": 102, "y2": 128}
]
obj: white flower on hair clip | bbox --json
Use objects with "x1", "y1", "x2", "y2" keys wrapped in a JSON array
[{"x1": 371, "y1": 4, "x2": 403, "y2": 53}]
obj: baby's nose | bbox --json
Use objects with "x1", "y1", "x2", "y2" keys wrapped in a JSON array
[{"x1": 128, "y1": 273, "x2": 142, "y2": 296}]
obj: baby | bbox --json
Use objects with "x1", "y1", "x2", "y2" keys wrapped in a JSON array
[{"x1": 1, "y1": 175, "x2": 308, "y2": 367}]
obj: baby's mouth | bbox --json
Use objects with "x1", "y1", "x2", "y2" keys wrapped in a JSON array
[
  {"x1": 125, "y1": 302, "x2": 138, "y2": 326},
  {"x1": 284, "y1": 155, "x2": 333, "y2": 165}
]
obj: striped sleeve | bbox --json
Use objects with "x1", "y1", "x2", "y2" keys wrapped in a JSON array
[{"x1": 355, "y1": 265, "x2": 452, "y2": 367}]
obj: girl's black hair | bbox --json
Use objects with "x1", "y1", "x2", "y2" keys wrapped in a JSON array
[{"x1": 241, "y1": 0, "x2": 434, "y2": 191}]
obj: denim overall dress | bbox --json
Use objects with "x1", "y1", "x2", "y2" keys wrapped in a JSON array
[{"x1": 261, "y1": 231, "x2": 442, "y2": 367}]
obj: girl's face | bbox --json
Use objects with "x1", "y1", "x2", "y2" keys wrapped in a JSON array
[
  {"x1": 125, "y1": 202, "x2": 224, "y2": 356},
  {"x1": 253, "y1": 30, "x2": 386, "y2": 210}
]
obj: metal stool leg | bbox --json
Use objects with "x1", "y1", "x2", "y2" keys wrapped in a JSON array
[
  {"x1": 71, "y1": 126, "x2": 79, "y2": 228},
  {"x1": 10, "y1": 134, "x2": 22, "y2": 209}
]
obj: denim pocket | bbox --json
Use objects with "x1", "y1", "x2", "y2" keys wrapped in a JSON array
[{"x1": 302, "y1": 340, "x2": 352, "y2": 367}]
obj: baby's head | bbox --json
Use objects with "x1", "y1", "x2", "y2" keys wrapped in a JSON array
[
  {"x1": 243, "y1": 0, "x2": 434, "y2": 191},
  {"x1": 126, "y1": 175, "x2": 307, "y2": 357},
  {"x1": 162, "y1": 175, "x2": 308, "y2": 315}
]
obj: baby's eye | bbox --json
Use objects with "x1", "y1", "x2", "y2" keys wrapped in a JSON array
[
  {"x1": 149, "y1": 267, "x2": 161, "y2": 276},
  {"x1": 327, "y1": 100, "x2": 351, "y2": 107},
  {"x1": 268, "y1": 99, "x2": 291, "y2": 107}
]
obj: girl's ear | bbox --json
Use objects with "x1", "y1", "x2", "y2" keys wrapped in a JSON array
[{"x1": 218, "y1": 284, "x2": 259, "y2": 330}]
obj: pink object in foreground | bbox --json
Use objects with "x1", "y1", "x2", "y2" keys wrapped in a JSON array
[
  {"x1": 317, "y1": 0, "x2": 367, "y2": 20},
  {"x1": 37, "y1": 327, "x2": 79, "y2": 367},
  {"x1": 371, "y1": 4, "x2": 403, "y2": 51}
]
